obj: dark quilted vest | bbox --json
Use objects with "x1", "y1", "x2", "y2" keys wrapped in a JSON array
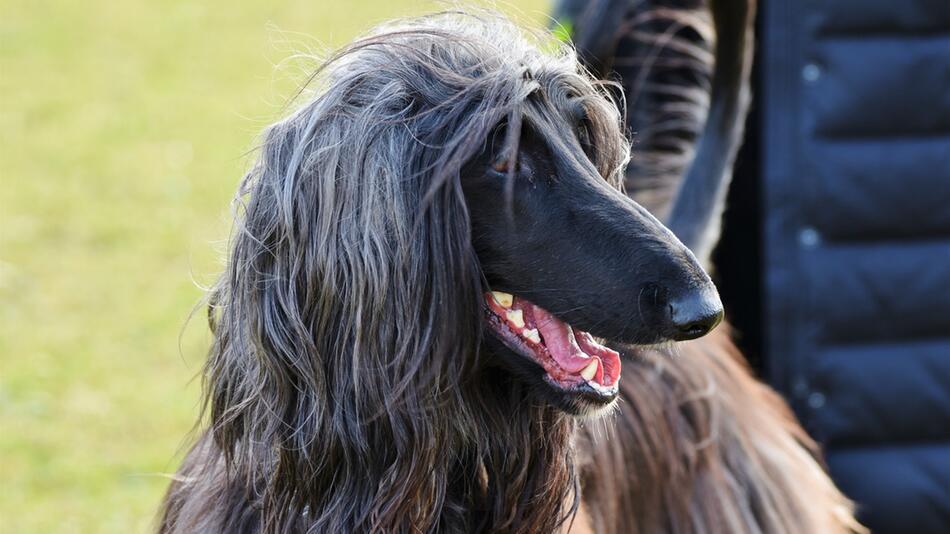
[{"x1": 758, "y1": 1, "x2": 950, "y2": 531}]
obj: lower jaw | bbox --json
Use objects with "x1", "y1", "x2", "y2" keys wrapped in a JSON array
[
  {"x1": 483, "y1": 317, "x2": 619, "y2": 413},
  {"x1": 544, "y1": 376, "x2": 619, "y2": 415}
]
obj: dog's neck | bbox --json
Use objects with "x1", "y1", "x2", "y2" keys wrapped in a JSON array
[{"x1": 444, "y1": 365, "x2": 580, "y2": 532}]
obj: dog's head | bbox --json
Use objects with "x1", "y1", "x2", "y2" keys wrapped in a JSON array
[
  {"x1": 211, "y1": 10, "x2": 721, "y2": 482},
  {"x1": 204, "y1": 12, "x2": 723, "y2": 530},
  {"x1": 433, "y1": 17, "x2": 721, "y2": 415},
  {"x1": 212, "y1": 14, "x2": 722, "y2": 425},
  {"x1": 464, "y1": 101, "x2": 721, "y2": 414}
]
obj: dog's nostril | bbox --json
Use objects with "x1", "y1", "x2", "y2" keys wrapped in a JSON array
[{"x1": 667, "y1": 288, "x2": 724, "y2": 341}]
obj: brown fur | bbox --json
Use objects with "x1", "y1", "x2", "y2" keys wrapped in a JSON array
[
  {"x1": 575, "y1": 326, "x2": 865, "y2": 533},
  {"x1": 158, "y1": 7, "x2": 864, "y2": 533}
]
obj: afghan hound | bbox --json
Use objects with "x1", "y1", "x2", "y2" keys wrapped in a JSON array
[{"x1": 160, "y1": 3, "x2": 863, "y2": 533}]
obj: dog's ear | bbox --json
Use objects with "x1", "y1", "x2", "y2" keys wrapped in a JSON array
[{"x1": 201, "y1": 91, "x2": 487, "y2": 528}]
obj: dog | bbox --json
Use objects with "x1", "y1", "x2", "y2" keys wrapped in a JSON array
[{"x1": 160, "y1": 6, "x2": 862, "y2": 533}]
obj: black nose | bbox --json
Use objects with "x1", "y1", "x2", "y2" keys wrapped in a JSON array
[{"x1": 667, "y1": 287, "x2": 724, "y2": 341}]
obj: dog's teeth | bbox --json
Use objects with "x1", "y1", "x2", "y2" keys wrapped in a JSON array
[
  {"x1": 506, "y1": 309, "x2": 525, "y2": 328},
  {"x1": 580, "y1": 360, "x2": 598, "y2": 381},
  {"x1": 523, "y1": 328, "x2": 541, "y2": 344},
  {"x1": 491, "y1": 291, "x2": 513, "y2": 307}
]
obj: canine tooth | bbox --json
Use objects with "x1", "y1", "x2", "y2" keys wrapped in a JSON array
[
  {"x1": 580, "y1": 360, "x2": 598, "y2": 381},
  {"x1": 523, "y1": 328, "x2": 541, "y2": 344},
  {"x1": 506, "y1": 309, "x2": 525, "y2": 328},
  {"x1": 491, "y1": 291, "x2": 513, "y2": 307}
]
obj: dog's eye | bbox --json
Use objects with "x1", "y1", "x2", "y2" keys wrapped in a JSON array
[{"x1": 492, "y1": 157, "x2": 519, "y2": 174}]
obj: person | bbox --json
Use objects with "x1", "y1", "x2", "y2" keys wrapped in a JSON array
[{"x1": 553, "y1": 1, "x2": 950, "y2": 532}]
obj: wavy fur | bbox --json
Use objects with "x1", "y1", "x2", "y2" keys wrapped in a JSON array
[
  {"x1": 161, "y1": 12, "x2": 624, "y2": 533},
  {"x1": 578, "y1": 327, "x2": 864, "y2": 533},
  {"x1": 161, "y1": 7, "x2": 862, "y2": 534}
]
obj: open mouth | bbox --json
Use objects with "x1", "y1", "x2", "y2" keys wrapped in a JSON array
[{"x1": 484, "y1": 291, "x2": 621, "y2": 401}]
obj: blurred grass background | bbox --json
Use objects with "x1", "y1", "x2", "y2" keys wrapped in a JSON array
[{"x1": 0, "y1": 1, "x2": 546, "y2": 531}]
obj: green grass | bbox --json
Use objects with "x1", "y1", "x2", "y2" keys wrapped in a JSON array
[{"x1": 0, "y1": 1, "x2": 546, "y2": 531}]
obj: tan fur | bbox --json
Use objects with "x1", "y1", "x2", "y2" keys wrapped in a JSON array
[
  {"x1": 575, "y1": 326, "x2": 866, "y2": 533},
  {"x1": 569, "y1": 504, "x2": 595, "y2": 534}
]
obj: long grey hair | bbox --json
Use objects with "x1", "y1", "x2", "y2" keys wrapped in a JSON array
[
  {"x1": 161, "y1": 11, "x2": 629, "y2": 533},
  {"x1": 160, "y1": 6, "x2": 865, "y2": 534}
]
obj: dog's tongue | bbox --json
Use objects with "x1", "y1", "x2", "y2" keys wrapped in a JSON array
[
  {"x1": 496, "y1": 294, "x2": 621, "y2": 387},
  {"x1": 524, "y1": 303, "x2": 619, "y2": 388},
  {"x1": 575, "y1": 330, "x2": 620, "y2": 387},
  {"x1": 531, "y1": 305, "x2": 594, "y2": 374}
]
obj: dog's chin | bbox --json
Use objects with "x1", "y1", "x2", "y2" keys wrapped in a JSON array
[
  {"x1": 542, "y1": 375, "x2": 621, "y2": 417},
  {"x1": 481, "y1": 291, "x2": 621, "y2": 417}
]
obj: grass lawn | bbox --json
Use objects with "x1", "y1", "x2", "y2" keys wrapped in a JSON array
[{"x1": 0, "y1": 1, "x2": 546, "y2": 531}]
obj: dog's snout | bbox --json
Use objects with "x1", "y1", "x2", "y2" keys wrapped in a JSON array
[{"x1": 666, "y1": 287, "x2": 724, "y2": 341}]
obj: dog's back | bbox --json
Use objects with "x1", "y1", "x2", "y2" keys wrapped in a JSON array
[{"x1": 577, "y1": 328, "x2": 863, "y2": 533}]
